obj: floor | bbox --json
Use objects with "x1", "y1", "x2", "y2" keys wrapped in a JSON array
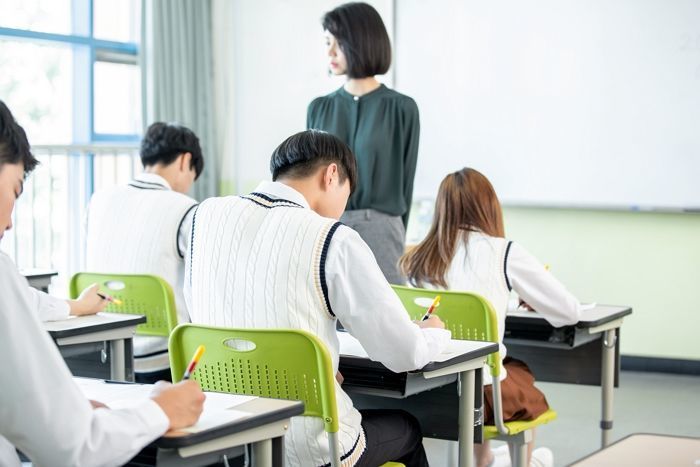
[{"x1": 423, "y1": 371, "x2": 700, "y2": 466}]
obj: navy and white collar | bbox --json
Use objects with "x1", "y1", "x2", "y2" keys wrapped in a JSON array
[
  {"x1": 128, "y1": 173, "x2": 172, "y2": 191},
  {"x1": 252, "y1": 181, "x2": 311, "y2": 209}
]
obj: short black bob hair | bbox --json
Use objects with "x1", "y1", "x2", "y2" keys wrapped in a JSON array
[
  {"x1": 0, "y1": 100, "x2": 39, "y2": 177},
  {"x1": 323, "y1": 2, "x2": 391, "y2": 79},
  {"x1": 270, "y1": 129, "x2": 357, "y2": 192},
  {"x1": 140, "y1": 122, "x2": 204, "y2": 179}
]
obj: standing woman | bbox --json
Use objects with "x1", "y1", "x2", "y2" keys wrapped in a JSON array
[{"x1": 308, "y1": 2, "x2": 419, "y2": 284}]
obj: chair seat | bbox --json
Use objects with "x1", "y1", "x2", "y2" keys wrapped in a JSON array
[{"x1": 484, "y1": 409, "x2": 558, "y2": 439}]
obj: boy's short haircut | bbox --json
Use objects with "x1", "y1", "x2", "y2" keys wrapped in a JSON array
[
  {"x1": 322, "y1": 2, "x2": 392, "y2": 79},
  {"x1": 0, "y1": 100, "x2": 39, "y2": 176},
  {"x1": 140, "y1": 122, "x2": 204, "y2": 179},
  {"x1": 270, "y1": 129, "x2": 357, "y2": 192}
]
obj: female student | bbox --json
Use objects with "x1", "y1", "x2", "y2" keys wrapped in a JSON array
[
  {"x1": 307, "y1": 2, "x2": 419, "y2": 284},
  {"x1": 400, "y1": 168, "x2": 582, "y2": 467}
]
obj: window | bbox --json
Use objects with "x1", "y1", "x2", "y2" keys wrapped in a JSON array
[{"x1": 0, "y1": 0, "x2": 142, "y2": 281}]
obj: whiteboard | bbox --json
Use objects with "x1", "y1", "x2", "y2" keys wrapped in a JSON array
[{"x1": 394, "y1": 0, "x2": 700, "y2": 210}]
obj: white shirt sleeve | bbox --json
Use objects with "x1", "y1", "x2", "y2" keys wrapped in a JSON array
[
  {"x1": 27, "y1": 287, "x2": 70, "y2": 322},
  {"x1": 507, "y1": 242, "x2": 581, "y2": 327},
  {"x1": 0, "y1": 253, "x2": 169, "y2": 467},
  {"x1": 325, "y1": 226, "x2": 451, "y2": 373}
]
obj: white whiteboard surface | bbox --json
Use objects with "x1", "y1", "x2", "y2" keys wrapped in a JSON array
[{"x1": 395, "y1": 0, "x2": 700, "y2": 210}]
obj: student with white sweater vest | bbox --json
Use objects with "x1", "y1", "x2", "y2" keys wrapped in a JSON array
[
  {"x1": 400, "y1": 168, "x2": 582, "y2": 467},
  {"x1": 185, "y1": 130, "x2": 450, "y2": 467},
  {"x1": 0, "y1": 100, "x2": 205, "y2": 467},
  {"x1": 85, "y1": 122, "x2": 204, "y2": 383}
]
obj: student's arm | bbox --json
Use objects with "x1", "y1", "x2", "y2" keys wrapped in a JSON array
[
  {"x1": 29, "y1": 285, "x2": 108, "y2": 322},
  {"x1": 27, "y1": 286, "x2": 70, "y2": 321},
  {"x1": 507, "y1": 242, "x2": 582, "y2": 327},
  {"x1": 325, "y1": 227, "x2": 450, "y2": 373},
  {"x1": 0, "y1": 254, "x2": 202, "y2": 467},
  {"x1": 401, "y1": 99, "x2": 420, "y2": 228}
]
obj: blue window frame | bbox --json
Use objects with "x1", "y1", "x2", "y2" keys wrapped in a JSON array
[
  {"x1": 0, "y1": 0, "x2": 142, "y2": 273},
  {"x1": 0, "y1": 0, "x2": 140, "y2": 144}
]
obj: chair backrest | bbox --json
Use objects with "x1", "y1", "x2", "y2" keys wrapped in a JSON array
[
  {"x1": 70, "y1": 272, "x2": 178, "y2": 337},
  {"x1": 169, "y1": 324, "x2": 339, "y2": 433},
  {"x1": 391, "y1": 285, "x2": 501, "y2": 378}
]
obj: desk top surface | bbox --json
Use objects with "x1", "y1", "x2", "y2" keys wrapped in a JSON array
[
  {"x1": 44, "y1": 312, "x2": 147, "y2": 338},
  {"x1": 74, "y1": 377, "x2": 304, "y2": 449},
  {"x1": 338, "y1": 331, "x2": 497, "y2": 373},
  {"x1": 506, "y1": 304, "x2": 632, "y2": 328},
  {"x1": 570, "y1": 433, "x2": 700, "y2": 466},
  {"x1": 20, "y1": 269, "x2": 58, "y2": 278}
]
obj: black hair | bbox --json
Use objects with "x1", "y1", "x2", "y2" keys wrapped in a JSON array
[
  {"x1": 323, "y1": 2, "x2": 391, "y2": 79},
  {"x1": 270, "y1": 129, "x2": 357, "y2": 192},
  {"x1": 0, "y1": 100, "x2": 39, "y2": 176},
  {"x1": 140, "y1": 122, "x2": 204, "y2": 179}
]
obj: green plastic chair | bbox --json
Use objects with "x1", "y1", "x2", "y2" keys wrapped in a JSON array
[
  {"x1": 169, "y1": 323, "x2": 403, "y2": 467},
  {"x1": 69, "y1": 272, "x2": 178, "y2": 337},
  {"x1": 392, "y1": 285, "x2": 557, "y2": 467}
]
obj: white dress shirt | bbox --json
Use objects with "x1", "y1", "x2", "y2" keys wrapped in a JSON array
[
  {"x1": 434, "y1": 230, "x2": 581, "y2": 383},
  {"x1": 85, "y1": 172, "x2": 197, "y2": 372},
  {"x1": 28, "y1": 287, "x2": 70, "y2": 321},
  {"x1": 0, "y1": 251, "x2": 169, "y2": 467},
  {"x1": 184, "y1": 181, "x2": 450, "y2": 466}
]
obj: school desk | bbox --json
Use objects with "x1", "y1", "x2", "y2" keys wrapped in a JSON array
[
  {"x1": 21, "y1": 268, "x2": 58, "y2": 293},
  {"x1": 338, "y1": 332, "x2": 499, "y2": 467},
  {"x1": 570, "y1": 433, "x2": 700, "y2": 466},
  {"x1": 44, "y1": 312, "x2": 146, "y2": 381},
  {"x1": 75, "y1": 377, "x2": 304, "y2": 467},
  {"x1": 504, "y1": 304, "x2": 632, "y2": 447}
]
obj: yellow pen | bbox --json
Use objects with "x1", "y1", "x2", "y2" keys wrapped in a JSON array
[
  {"x1": 183, "y1": 345, "x2": 206, "y2": 380},
  {"x1": 97, "y1": 292, "x2": 123, "y2": 306},
  {"x1": 421, "y1": 295, "x2": 441, "y2": 321}
]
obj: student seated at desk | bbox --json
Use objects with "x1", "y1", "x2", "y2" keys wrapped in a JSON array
[
  {"x1": 185, "y1": 130, "x2": 450, "y2": 467},
  {"x1": 400, "y1": 168, "x2": 582, "y2": 467},
  {"x1": 85, "y1": 122, "x2": 204, "y2": 383},
  {"x1": 31, "y1": 281, "x2": 108, "y2": 321},
  {"x1": 0, "y1": 100, "x2": 205, "y2": 467}
]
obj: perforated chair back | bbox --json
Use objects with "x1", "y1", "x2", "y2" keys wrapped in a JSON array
[
  {"x1": 169, "y1": 324, "x2": 338, "y2": 432},
  {"x1": 392, "y1": 285, "x2": 556, "y2": 467},
  {"x1": 169, "y1": 324, "x2": 405, "y2": 467},
  {"x1": 391, "y1": 285, "x2": 501, "y2": 378},
  {"x1": 70, "y1": 272, "x2": 178, "y2": 337}
]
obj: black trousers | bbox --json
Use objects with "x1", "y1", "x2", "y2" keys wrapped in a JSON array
[{"x1": 355, "y1": 409, "x2": 429, "y2": 467}]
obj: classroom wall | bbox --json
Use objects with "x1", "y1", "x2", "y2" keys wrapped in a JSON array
[
  {"x1": 217, "y1": 1, "x2": 700, "y2": 363},
  {"x1": 502, "y1": 207, "x2": 700, "y2": 361}
]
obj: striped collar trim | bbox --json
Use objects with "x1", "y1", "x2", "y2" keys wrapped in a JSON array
[{"x1": 240, "y1": 192, "x2": 304, "y2": 209}]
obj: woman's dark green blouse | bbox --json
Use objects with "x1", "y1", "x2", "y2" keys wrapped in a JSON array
[{"x1": 307, "y1": 84, "x2": 420, "y2": 227}]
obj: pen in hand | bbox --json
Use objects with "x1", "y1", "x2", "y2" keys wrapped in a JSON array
[
  {"x1": 183, "y1": 345, "x2": 206, "y2": 380},
  {"x1": 421, "y1": 295, "x2": 441, "y2": 321},
  {"x1": 97, "y1": 292, "x2": 123, "y2": 306}
]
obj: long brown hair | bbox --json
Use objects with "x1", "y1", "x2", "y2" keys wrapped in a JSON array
[{"x1": 400, "y1": 168, "x2": 505, "y2": 288}]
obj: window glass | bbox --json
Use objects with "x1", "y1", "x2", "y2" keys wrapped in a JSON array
[
  {"x1": 0, "y1": 40, "x2": 74, "y2": 144},
  {"x1": 93, "y1": 0, "x2": 141, "y2": 43},
  {"x1": 0, "y1": 0, "x2": 74, "y2": 35},
  {"x1": 93, "y1": 60, "x2": 142, "y2": 135}
]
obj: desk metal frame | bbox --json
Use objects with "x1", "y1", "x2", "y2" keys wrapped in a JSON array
[
  {"x1": 45, "y1": 313, "x2": 145, "y2": 381},
  {"x1": 340, "y1": 341, "x2": 497, "y2": 467},
  {"x1": 504, "y1": 305, "x2": 632, "y2": 448}
]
